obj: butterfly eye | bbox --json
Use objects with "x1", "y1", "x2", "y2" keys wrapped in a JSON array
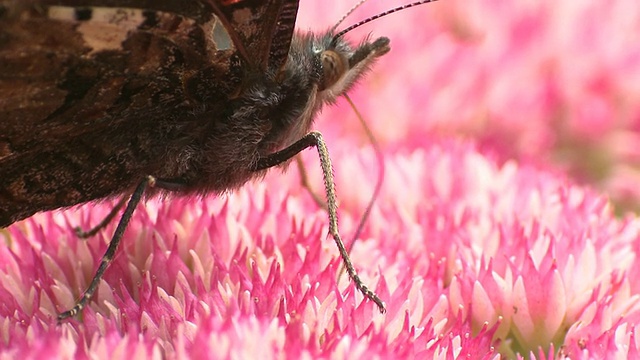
[{"x1": 320, "y1": 50, "x2": 347, "y2": 90}]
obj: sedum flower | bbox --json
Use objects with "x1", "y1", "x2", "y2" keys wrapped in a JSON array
[{"x1": 2, "y1": 139, "x2": 640, "y2": 358}]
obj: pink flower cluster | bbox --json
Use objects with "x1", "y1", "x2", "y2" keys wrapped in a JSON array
[
  {"x1": 3, "y1": 0, "x2": 640, "y2": 358},
  {"x1": 2, "y1": 139, "x2": 640, "y2": 358}
]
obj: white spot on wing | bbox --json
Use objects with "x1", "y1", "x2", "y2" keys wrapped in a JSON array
[
  {"x1": 46, "y1": 6, "x2": 76, "y2": 21},
  {"x1": 211, "y1": 18, "x2": 233, "y2": 51},
  {"x1": 47, "y1": 6, "x2": 147, "y2": 53}
]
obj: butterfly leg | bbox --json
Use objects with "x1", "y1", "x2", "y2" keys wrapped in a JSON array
[
  {"x1": 255, "y1": 131, "x2": 386, "y2": 313},
  {"x1": 74, "y1": 196, "x2": 127, "y2": 239},
  {"x1": 295, "y1": 154, "x2": 328, "y2": 210},
  {"x1": 58, "y1": 176, "x2": 155, "y2": 322}
]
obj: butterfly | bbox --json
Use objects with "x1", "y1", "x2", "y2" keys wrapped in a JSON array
[{"x1": 0, "y1": 0, "x2": 434, "y2": 321}]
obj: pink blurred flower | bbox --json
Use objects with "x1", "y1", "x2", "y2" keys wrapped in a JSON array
[{"x1": 300, "y1": 0, "x2": 640, "y2": 211}]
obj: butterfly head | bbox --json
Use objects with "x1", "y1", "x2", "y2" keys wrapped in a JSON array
[
  {"x1": 269, "y1": 31, "x2": 389, "y2": 152},
  {"x1": 286, "y1": 31, "x2": 390, "y2": 106},
  {"x1": 314, "y1": 33, "x2": 390, "y2": 102}
]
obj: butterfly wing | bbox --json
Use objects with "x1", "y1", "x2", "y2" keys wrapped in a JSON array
[
  {"x1": 0, "y1": 5, "x2": 210, "y2": 224},
  {"x1": 207, "y1": 0, "x2": 299, "y2": 72},
  {"x1": 0, "y1": 0, "x2": 300, "y2": 225}
]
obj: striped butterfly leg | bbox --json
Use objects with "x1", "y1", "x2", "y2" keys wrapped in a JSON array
[
  {"x1": 254, "y1": 131, "x2": 386, "y2": 313},
  {"x1": 58, "y1": 177, "x2": 153, "y2": 321}
]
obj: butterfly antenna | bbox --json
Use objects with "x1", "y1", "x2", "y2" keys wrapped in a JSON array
[
  {"x1": 330, "y1": 0, "x2": 370, "y2": 33},
  {"x1": 333, "y1": 0, "x2": 440, "y2": 41},
  {"x1": 337, "y1": 94, "x2": 385, "y2": 280}
]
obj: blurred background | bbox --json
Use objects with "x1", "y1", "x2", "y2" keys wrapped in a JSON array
[{"x1": 296, "y1": 0, "x2": 640, "y2": 214}]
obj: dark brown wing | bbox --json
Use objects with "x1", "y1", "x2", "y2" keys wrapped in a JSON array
[
  {"x1": 0, "y1": 4, "x2": 226, "y2": 225},
  {"x1": 0, "y1": 0, "x2": 303, "y2": 226},
  {"x1": 32, "y1": 0, "x2": 300, "y2": 71},
  {"x1": 23, "y1": 0, "x2": 216, "y2": 23},
  {"x1": 207, "y1": 0, "x2": 299, "y2": 72}
]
